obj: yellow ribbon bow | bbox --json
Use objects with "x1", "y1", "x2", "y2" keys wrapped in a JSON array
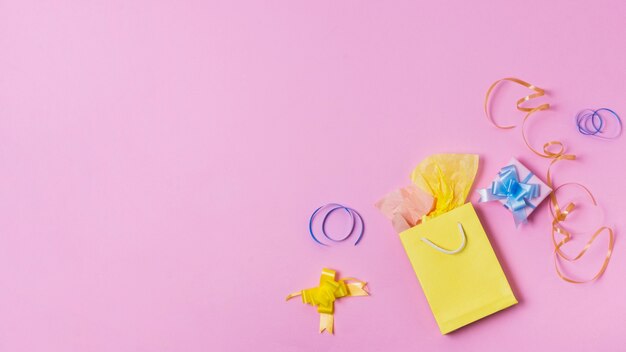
[{"x1": 286, "y1": 268, "x2": 369, "y2": 334}]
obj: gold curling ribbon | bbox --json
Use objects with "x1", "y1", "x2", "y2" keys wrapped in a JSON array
[
  {"x1": 484, "y1": 79, "x2": 615, "y2": 284},
  {"x1": 286, "y1": 268, "x2": 368, "y2": 334},
  {"x1": 484, "y1": 77, "x2": 550, "y2": 129}
]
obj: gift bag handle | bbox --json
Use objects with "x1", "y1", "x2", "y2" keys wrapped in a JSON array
[{"x1": 421, "y1": 222, "x2": 467, "y2": 255}]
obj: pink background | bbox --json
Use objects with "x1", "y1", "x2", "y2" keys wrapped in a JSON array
[{"x1": 1, "y1": 1, "x2": 625, "y2": 351}]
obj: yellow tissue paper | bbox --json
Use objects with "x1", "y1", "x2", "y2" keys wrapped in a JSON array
[
  {"x1": 398, "y1": 154, "x2": 517, "y2": 334},
  {"x1": 410, "y1": 154, "x2": 478, "y2": 219}
]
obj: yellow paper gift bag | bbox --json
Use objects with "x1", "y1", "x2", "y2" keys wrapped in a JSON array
[{"x1": 398, "y1": 154, "x2": 517, "y2": 334}]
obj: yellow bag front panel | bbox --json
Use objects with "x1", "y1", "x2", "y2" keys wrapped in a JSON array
[{"x1": 399, "y1": 203, "x2": 517, "y2": 334}]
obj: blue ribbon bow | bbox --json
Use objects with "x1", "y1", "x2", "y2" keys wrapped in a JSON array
[{"x1": 478, "y1": 165, "x2": 540, "y2": 227}]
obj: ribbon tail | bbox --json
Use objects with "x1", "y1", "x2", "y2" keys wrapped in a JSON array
[
  {"x1": 512, "y1": 208, "x2": 528, "y2": 228},
  {"x1": 285, "y1": 291, "x2": 302, "y2": 301},
  {"x1": 344, "y1": 281, "x2": 369, "y2": 297},
  {"x1": 477, "y1": 188, "x2": 502, "y2": 203},
  {"x1": 319, "y1": 313, "x2": 334, "y2": 334}
]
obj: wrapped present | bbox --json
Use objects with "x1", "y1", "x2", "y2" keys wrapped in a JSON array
[
  {"x1": 477, "y1": 158, "x2": 552, "y2": 227},
  {"x1": 378, "y1": 154, "x2": 517, "y2": 334}
]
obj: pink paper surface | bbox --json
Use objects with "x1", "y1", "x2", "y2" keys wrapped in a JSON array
[{"x1": 1, "y1": 1, "x2": 625, "y2": 351}]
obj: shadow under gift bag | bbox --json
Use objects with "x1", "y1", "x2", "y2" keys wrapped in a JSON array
[{"x1": 377, "y1": 154, "x2": 517, "y2": 334}]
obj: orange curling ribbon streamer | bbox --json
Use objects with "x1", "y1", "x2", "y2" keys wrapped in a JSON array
[
  {"x1": 484, "y1": 78, "x2": 615, "y2": 284},
  {"x1": 286, "y1": 268, "x2": 369, "y2": 334},
  {"x1": 484, "y1": 77, "x2": 550, "y2": 129},
  {"x1": 547, "y1": 163, "x2": 615, "y2": 283}
]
